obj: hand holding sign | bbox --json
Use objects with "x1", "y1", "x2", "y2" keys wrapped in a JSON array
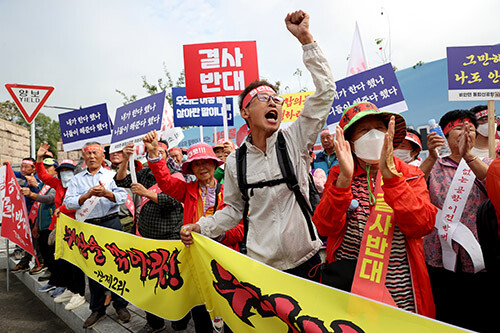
[{"x1": 285, "y1": 10, "x2": 314, "y2": 45}]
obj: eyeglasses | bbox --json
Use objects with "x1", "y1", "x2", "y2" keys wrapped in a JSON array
[{"x1": 246, "y1": 93, "x2": 285, "y2": 107}]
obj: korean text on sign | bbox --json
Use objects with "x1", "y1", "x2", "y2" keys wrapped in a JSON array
[
  {"x1": 447, "y1": 45, "x2": 500, "y2": 101},
  {"x1": 58, "y1": 103, "x2": 113, "y2": 152},
  {"x1": 172, "y1": 87, "x2": 234, "y2": 127},
  {"x1": 327, "y1": 63, "x2": 407, "y2": 126},
  {"x1": 110, "y1": 91, "x2": 165, "y2": 153},
  {"x1": 183, "y1": 41, "x2": 259, "y2": 99},
  {"x1": 280, "y1": 91, "x2": 315, "y2": 123}
]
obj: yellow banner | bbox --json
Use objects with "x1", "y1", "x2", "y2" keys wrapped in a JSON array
[
  {"x1": 55, "y1": 214, "x2": 465, "y2": 332},
  {"x1": 280, "y1": 91, "x2": 315, "y2": 122}
]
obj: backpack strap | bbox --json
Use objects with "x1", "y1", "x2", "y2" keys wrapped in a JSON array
[
  {"x1": 276, "y1": 131, "x2": 317, "y2": 241},
  {"x1": 236, "y1": 144, "x2": 250, "y2": 255},
  {"x1": 214, "y1": 180, "x2": 222, "y2": 211}
]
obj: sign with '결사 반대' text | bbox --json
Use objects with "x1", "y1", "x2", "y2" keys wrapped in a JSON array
[
  {"x1": 447, "y1": 45, "x2": 500, "y2": 101},
  {"x1": 183, "y1": 41, "x2": 259, "y2": 99},
  {"x1": 327, "y1": 63, "x2": 408, "y2": 126}
]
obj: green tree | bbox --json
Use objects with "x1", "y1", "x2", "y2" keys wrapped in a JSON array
[{"x1": 0, "y1": 101, "x2": 61, "y2": 158}]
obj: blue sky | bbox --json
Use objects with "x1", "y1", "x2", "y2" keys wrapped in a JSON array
[{"x1": 1, "y1": 0, "x2": 499, "y2": 122}]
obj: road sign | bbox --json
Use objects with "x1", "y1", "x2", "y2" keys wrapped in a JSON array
[{"x1": 4, "y1": 84, "x2": 55, "y2": 124}]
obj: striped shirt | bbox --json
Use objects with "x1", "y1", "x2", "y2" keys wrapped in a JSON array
[{"x1": 335, "y1": 174, "x2": 415, "y2": 312}]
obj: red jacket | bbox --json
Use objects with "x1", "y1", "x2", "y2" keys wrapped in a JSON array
[
  {"x1": 35, "y1": 162, "x2": 76, "y2": 230},
  {"x1": 149, "y1": 158, "x2": 244, "y2": 250},
  {"x1": 313, "y1": 157, "x2": 436, "y2": 318},
  {"x1": 486, "y1": 157, "x2": 500, "y2": 238}
]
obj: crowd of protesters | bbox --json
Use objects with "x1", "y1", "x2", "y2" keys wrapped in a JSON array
[{"x1": 5, "y1": 9, "x2": 500, "y2": 333}]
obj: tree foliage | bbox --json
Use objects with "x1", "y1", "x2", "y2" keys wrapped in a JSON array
[
  {"x1": 0, "y1": 101, "x2": 61, "y2": 158},
  {"x1": 116, "y1": 62, "x2": 185, "y2": 106}
]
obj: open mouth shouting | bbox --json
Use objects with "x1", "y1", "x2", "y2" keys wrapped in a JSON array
[{"x1": 265, "y1": 109, "x2": 279, "y2": 124}]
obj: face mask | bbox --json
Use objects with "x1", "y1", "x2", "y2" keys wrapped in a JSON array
[
  {"x1": 353, "y1": 129, "x2": 386, "y2": 164},
  {"x1": 60, "y1": 170, "x2": 75, "y2": 188},
  {"x1": 477, "y1": 123, "x2": 489, "y2": 137},
  {"x1": 393, "y1": 149, "x2": 413, "y2": 163}
]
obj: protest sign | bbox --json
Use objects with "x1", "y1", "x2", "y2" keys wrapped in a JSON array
[
  {"x1": 109, "y1": 91, "x2": 165, "y2": 153},
  {"x1": 183, "y1": 41, "x2": 259, "y2": 99},
  {"x1": 0, "y1": 164, "x2": 35, "y2": 257},
  {"x1": 4, "y1": 84, "x2": 54, "y2": 124},
  {"x1": 327, "y1": 63, "x2": 408, "y2": 126},
  {"x1": 280, "y1": 91, "x2": 315, "y2": 123},
  {"x1": 447, "y1": 45, "x2": 500, "y2": 101},
  {"x1": 58, "y1": 103, "x2": 113, "y2": 151},
  {"x1": 172, "y1": 87, "x2": 234, "y2": 127},
  {"x1": 55, "y1": 213, "x2": 465, "y2": 333}
]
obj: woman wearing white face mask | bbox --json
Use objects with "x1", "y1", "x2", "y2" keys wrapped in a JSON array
[
  {"x1": 35, "y1": 142, "x2": 87, "y2": 310},
  {"x1": 470, "y1": 105, "x2": 499, "y2": 158},
  {"x1": 393, "y1": 128, "x2": 423, "y2": 166},
  {"x1": 313, "y1": 102, "x2": 437, "y2": 318}
]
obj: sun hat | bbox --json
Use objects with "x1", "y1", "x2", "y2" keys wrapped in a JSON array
[
  {"x1": 339, "y1": 102, "x2": 407, "y2": 147},
  {"x1": 55, "y1": 159, "x2": 77, "y2": 172},
  {"x1": 181, "y1": 143, "x2": 223, "y2": 175},
  {"x1": 42, "y1": 158, "x2": 59, "y2": 168}
]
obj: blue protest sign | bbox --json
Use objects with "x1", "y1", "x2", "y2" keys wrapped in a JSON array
[
  {"x1": 447, "y1": 45, "x2": 500, "y2": 101},
  {"x1": 58, "y1": 103, "x2": 112, "y2": 151},
  {"x1": 110, "y1": 91, "x2": 165, "y2": 153},
  {"x1": 172, "y1": 87, "x2": 234, "y2": 127},
  {"x1": 327, "y1": 63, "x2": 407, "y2": 126}
]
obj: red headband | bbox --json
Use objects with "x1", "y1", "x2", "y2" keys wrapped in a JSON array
[
  {"x1": 242, "y1": 85, "x2": 276, "y2": 108},
  {"x1": 442, "y1": 118, "x2": 475, "y2": 136},
  {"x1": 158, "y1": 142, "x2": 168, "y2": 151},
  {"x1": 83, "y1": 144, "x2": 105, "y2": 153},
  {"x1": 22, "y1": 159, "x2": 35, "y2": 166},
  {"x1": 476, "y1": 109, "x2": 488, "y2": 119},
  {"x1": 405, "y1": 132, "x2": 422, "y2": 150}
]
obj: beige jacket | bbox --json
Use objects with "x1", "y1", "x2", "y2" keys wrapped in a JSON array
[{"x1": 198, "y1": 42, "x2": 336, "y2": 270}]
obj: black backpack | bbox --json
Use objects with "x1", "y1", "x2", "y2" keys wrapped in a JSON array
[
  {"x1": 476, "y1": 199, "x2": 500, "y2": 273},
  {"x1": 236, "y1": 131, "x2": 319, "y2": 254}
]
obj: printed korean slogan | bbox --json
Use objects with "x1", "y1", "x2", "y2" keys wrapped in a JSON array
[
  {"x1": 0, "y1": 164, "x2": 36, "y2": 256},
  {"x1": 183, "y1": 41, "x2": 259, "y2": 99},
  {"x1": 58, "y1": 103, "x2": 113, "y2": 151},
  {"x1": 280, "y1": 91, "x2": 315, "y2": 123},
  {"x1": 447, "y1": 45, "x2": 500, "y2": 101},
  {"x1": 55, "y1": 214, "x2": 466, "y2": 332},
  {"x1": 327, "y1": 62, "x2": 408, "y2": 126}
]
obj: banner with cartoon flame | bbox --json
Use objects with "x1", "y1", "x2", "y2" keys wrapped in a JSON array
[{"x1": 55, "y1": 214, "x2": 465, "y2": 332}]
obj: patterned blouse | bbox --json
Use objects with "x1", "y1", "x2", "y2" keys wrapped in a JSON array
[{"x1": 424, "y1": 157, "x2": 491, "y2": 273}]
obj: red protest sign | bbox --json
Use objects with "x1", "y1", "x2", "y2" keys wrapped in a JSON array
[
  {"x1": 183, "y1": 41, "x2": 259, "y2": 99},
  {"x1": 0, "y1": 164, "x2": 36, "y2": 257},
  {"x1": 5, "y1": 84, "x2": 54, "y2": 124}
]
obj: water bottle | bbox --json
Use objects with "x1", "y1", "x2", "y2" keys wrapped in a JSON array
[{"x1": 428, "y1": 119, "x2": 452, "y2": 158}]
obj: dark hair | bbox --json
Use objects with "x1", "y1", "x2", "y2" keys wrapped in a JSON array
[
  {"x1": 159, "y1": 139, "x2": 169, "y2": 149},
  {"x1": 470, "y1": 105, "x2": 488, "y2": 116},
  {"x1": 439, "y1": 109, "x2": 478, "y2": 137},
  {"x1": 406, "y1": 127, "x2": 422, "y2": 152},
  {"x1": 238, "y1": 79, "x2": 277, "y2": 110}
]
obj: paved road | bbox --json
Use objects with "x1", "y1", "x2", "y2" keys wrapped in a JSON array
[{"x1": 0, "y1": 268, "x2": 72, "y2": 333}]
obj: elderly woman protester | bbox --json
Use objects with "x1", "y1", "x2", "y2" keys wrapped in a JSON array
[
  {"x1": 313, "y1": 102, "x2": 436, "y2": 318},
  {"x1": 143, "y1": 130, "x2": 243, "y2": 333},
  {"x1": 420, "y1": 109, "x2": 493, "y2": 332}
]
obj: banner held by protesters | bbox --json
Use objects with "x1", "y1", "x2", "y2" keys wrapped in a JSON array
[{"x1": 55, "y1": 213, "x2": 466, "y2": 332}]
